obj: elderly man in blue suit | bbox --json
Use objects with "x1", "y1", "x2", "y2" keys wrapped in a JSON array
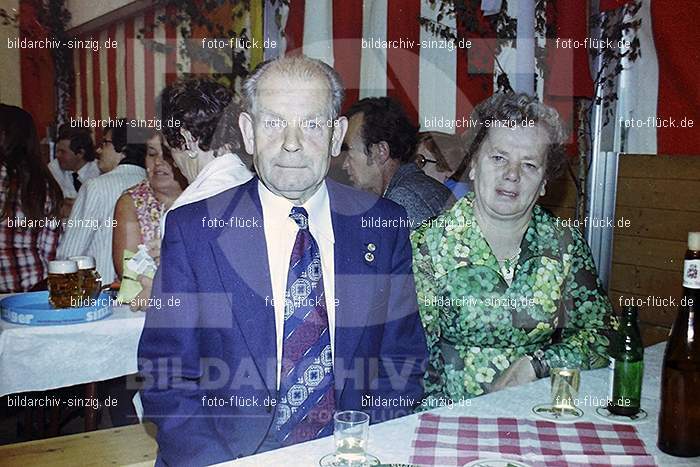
[{"x1": 138, "y1": 56, "x2": 428, "y2": 466}]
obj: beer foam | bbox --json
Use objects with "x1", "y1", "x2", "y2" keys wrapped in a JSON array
[
  {"x1": 69, "y1": 256, "x2": 96, "y2": 270},
  {"x1": 48, "y1": 260, "x2": 78, "y2": 274}
]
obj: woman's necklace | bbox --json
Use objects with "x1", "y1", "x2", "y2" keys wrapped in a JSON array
[{"x1": 498, "y1": 248, "x2": 521, "y2": 284}]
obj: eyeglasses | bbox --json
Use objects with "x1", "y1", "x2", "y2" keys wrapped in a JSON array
[{"x1": 415, "y1": 153, "x2": 438, "y2": 169}]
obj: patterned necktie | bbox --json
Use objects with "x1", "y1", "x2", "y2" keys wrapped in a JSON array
[
  {"x1": 274, "y1": 206, "x2": 335, "y2": 445},
  {"x1": 71, "y1": 172, "x2": 82, "y2": 192}
]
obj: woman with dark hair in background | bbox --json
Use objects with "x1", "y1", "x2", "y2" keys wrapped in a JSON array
[
  {"x1": 158, "y1": 77, "x2": 253, "y2": 229},
  {"x1": 0, "y1": 104, "x2": 63, "y2": 292},
  {"x1": 130, "y1": 78, "x2": 255, "y2": 306}
]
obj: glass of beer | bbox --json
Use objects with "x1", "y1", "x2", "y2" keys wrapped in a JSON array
[
  {"x1": 47, "y1": 260, "x2": 81, "y2": 309},
  {"x1": 550, "y1": 367, "x2": 581, "y2": 409},
  {"x1": 69, "y1": 255, "x2": 102, "y2": 300},
  {"x1": 334, "y1": 410, "x2": 370, "y2": 466}
]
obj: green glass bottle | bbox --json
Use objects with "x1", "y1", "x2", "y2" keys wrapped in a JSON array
[{"x1": 608, "y1": 305, "x2": 644, "y2": 416}]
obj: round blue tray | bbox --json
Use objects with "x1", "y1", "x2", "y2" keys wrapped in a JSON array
[{"x1": 0, "y1": 291, "x2": 114, "y2": 326}]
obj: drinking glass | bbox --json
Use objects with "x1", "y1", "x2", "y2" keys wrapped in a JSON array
[
  {"x1": 69, "y1": 255, "x2": 102, "y2": 300},
  {"x1": 550, "y1": 367, "x2": 581, "y2": 409},
  {"x1": 47, "y1": 260, "x2": 81, "y2": 308},
  {"x1": 334, "y1": 410, "x2": 370, "y2": 466}
]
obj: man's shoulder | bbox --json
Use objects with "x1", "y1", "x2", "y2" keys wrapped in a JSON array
[
  {"x1": 399, "y1": 167, "x2": 452, "y2": 199},
  {"x1": 167, "y1": 178, "x2": 257, "y2": 228},
  {"x1": 327, "y1": 179, "x2": 407, "y2": 220}
]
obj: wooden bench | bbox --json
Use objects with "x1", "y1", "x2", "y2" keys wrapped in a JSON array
[{"x1": 0, "y1": 422, "x2": 158, "y2": 467}]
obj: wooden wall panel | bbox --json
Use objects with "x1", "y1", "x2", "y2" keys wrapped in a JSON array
[
  {"x1": 611, "y1": 154, "x2": 700, "y2": 346},
  {"x1": 526, "y1": 154, "x2": 697, "y2": 347}
]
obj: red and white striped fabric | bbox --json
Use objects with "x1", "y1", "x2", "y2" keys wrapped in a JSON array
[
  {"x1": 282, "y1": 0, "x2": 496, "y2": 135},
  {"x1": 281, "y1": 0, "x2": 700, "y2": 155},
  {"x1": 72, "y1": 5, "x2": 187, "y2": 122},
  {"x1": 409, "y1": 414, "x2": 657, "y2": 467},
  {"x1": 67, "y1": 0, "x2": 700, "y2": 155}
]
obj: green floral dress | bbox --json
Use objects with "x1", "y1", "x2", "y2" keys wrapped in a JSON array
[{"x1": 411, "y1": 193, "x2": 612, "y2": 403}]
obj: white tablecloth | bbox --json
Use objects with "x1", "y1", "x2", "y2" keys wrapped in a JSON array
[
  {"x1": 0, "y1": 299, "x2": 145, "y2": 397},
  {"x1": 223, "y1": 342, "x2": 698, "y2": 467}
]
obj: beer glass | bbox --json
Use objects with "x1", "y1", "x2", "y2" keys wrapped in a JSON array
[
  {"x1": 550, "y1": 367, "x2": 581, "y2": 409},
  {"x1": 69, "y1": 255, "x2": 102, "y2": 300},
  {"x1": 47, "y1": 260, "x2": 81, "y2": 308},
  {"x1": 334, "y1": 410, "x2": 370, "y2": 466}
]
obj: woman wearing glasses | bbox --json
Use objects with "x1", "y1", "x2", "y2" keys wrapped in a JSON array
[
  {"x1": 415, "y1": 131, "x2": 471, "y2": 199},
  {"x1": 57, "y1": 121, "x2": 148, "y2": 286}
]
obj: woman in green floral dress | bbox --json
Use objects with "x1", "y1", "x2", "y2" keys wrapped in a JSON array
[{"x1": 411, "y1": 93, "x2": 612, "y2": 403}]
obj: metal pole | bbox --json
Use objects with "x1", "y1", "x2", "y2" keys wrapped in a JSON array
[
  {"x1": 514, "y1": 0, "x2": 535, "y2": 95},
  {"x1": 586, "y1": 2, "x2": 619, "y2": 290}
]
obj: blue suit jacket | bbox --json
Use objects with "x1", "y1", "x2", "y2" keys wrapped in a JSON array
[{"x1": 138, "y1": 178, "x2": 428, "y2": 466}]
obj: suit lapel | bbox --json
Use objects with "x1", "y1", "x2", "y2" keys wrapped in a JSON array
[
  {"x1": 209, "y1": 179, "x2": 277, "y2": 394},
  {"x1": 328, "y1": 181, "x2": 378, "y2": 399}
]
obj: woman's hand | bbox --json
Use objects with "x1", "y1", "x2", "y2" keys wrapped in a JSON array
[
  {"x1": 486, "y1": 356, "x2": 537, "y2": 393},
  {"x1": 130, "y1": 275, "x2": 153, "y2": 311},
  {"x1": 145, "y1": 238, "x2": 161, "y2": 266}
]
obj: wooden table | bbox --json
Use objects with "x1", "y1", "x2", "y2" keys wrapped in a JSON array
[{"x1": 0, "y1": 422, "x2": 158, "y2": 467}]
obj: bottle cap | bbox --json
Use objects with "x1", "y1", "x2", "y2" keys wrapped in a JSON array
[
  {"x1": 48, "y1": 260, "x2": 78, "y2": 274},
  {"x1": 68, "y1": 255, "x2": 96, "y2": 270},
  {"x1": 688, "y1": 232, "x2": 700, "y2": 251}
]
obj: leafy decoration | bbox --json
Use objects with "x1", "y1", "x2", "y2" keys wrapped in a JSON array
[{"x1": 419, "y1": 0, "x2": 552, "y2": 91}]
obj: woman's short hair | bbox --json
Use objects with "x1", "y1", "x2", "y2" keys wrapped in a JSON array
[
  {"x1": 158, "y1": 78, "x2": 242, "y2": 155},
  {"x1": 241, "y1": 55, "x2": 345, "y2": 121},
  {"x1": 56, "y1": 125, "x2": 96, "y2": 162},
  {"x1": 453, "y1": 92, "x2": 567, "y2": 182}
]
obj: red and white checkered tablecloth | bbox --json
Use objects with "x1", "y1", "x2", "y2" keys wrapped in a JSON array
[{"x1": 410, "y1": 413, "x2": 657, "y2": 467}]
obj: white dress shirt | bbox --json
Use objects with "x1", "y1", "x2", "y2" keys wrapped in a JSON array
[
  {"x1": 258, "y1": 181, "x2": 336, "y2": 389},
  {"x1": 160, "y1": 153, "x2": 253, "y2": 236},
  {"x1": 56, "y1": 164, "x2": 146, "y2": 285},
  {"x1": 48, "y1": 159, "x2": 101, "y2": 199}
]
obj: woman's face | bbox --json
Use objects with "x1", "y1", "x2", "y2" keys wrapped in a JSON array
[
  {"x1": 415, "y1": 141, "x2": 452, "y2": 184},
  {"x1": 469, "y1": 125, "x2": 549, "y2": 221},
  {"x1": 146, "y1": 134, "x2": 180, "y2": 193}
]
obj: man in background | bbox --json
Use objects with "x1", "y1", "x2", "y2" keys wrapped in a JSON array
[
  {"x1": 57, "y1": 121, "x2": 147, "y2": 285},
  {"x1": 49, "y1": 126, "x2": 100, "y2": 216},
  {"x1": 342, "y1": 97, "x2": 453, "y2": 229}
]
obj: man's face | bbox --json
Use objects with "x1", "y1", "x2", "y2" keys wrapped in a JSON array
[
  {"x1": 469, "y1": 125, "x2": 549, "y2": 220},
  {"x1": 55, "y1": 139, "x2": 85, "y2": 172},
  {"x1": 341, "y1": 113, "x2": 383, "y2": 194},
  {"x1": 239, "y1": 73, "x2": 347, "y2": 204},
  {"x1": 96, "y1": 130, "x2": 123, "y2": 173}
]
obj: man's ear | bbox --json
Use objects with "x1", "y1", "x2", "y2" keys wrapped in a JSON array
[
  {"x1": 76, "y1": 148, "x2": 85, "y2": 160},
  {"x1": 330, "y1": 116, "x2": 348, "y2": 157},
  {"x1": 372, "y1": 141, "x2": 391, "y2": 164},
  {"x1": 239, "y1": 112, "x2": 256, "y2": 155},
  {"x1": 539, "y1": 179, "x2": 547, "y2": 197}
]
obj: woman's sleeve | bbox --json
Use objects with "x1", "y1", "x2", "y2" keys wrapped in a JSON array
[
  {"x1": 37, "y1": 189, "x2": 61, "y2": 270},
  {"x1": 541, "y1": 226, "x2": 612, "y2": 373},
  {"x1": 411, "y1": 227, "x2": 445, "y2": 402}
]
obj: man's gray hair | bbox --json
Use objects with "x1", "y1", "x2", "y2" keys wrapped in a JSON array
[{"x1": 241, "y1": 55, "x2": 345, "y2": 120}]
